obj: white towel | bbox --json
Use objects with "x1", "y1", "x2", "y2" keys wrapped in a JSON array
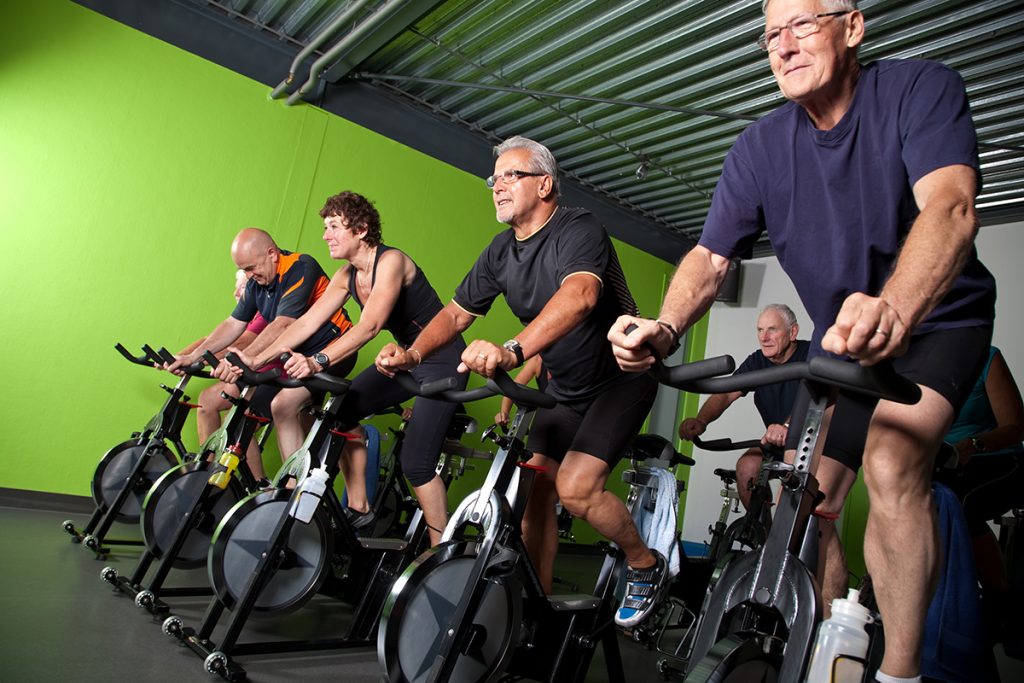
[{"x1": 632, "y1": 467, "x2": 682, "y2": 578}]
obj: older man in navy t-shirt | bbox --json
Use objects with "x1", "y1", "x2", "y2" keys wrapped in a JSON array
[{"x1": 611, "y1": 3, "x2": 995, "y2": 681}]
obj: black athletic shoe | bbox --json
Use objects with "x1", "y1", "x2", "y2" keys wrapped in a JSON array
[
  {"x1": 343, "y1": 507, "x2": 376, "y2": 531},
  {"x1": 615, "y1": 550, "x2": 669, "y2": 628}
]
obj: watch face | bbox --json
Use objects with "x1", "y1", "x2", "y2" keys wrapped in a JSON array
[{"x1": 313, "y1": 353, "x2": 329, "y2": 367}]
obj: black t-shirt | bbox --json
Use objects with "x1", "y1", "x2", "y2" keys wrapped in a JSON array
[
  {"x1": 454, "y1": 207, "x2": 638, "y2": 401},
  {"x1": 735, "y1": 340, "x2": 810, "y2": 427}
]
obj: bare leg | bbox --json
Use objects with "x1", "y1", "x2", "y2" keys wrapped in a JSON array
[
  {"x1": 862, "y1": 388, "x2": 952, "y2": 678},
  {"x1": 339, "y1": 426, "x2": 369, "y2": 513},
  {"x1": 246, "y1": 440, "x2": 266, "y2": 481},
  {"x1": 270, "y1": 386, "x2": 314, "y2": 461},
  {"x1": 197, "y1": 383, "x2": 236, "y2": 444},
  {"x1": 814, "y1": 455, "x2": 858, "y2": 617},
  {"x1": 558, "y1": 451, "x2": 654, "y2": 569},
  {"x1": 413, "y1": 474, "x2": 449, "y2": 547},
  {"x1": 735, "y1": 448, "x2": 764, "y2": 510},
  {"x1": 520, "y1": 453, "x2": 561, "y2": 593}
]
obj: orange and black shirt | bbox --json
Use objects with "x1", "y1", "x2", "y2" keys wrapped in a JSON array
[{"x1": 232, "y1": 251, "x2": 351, "y2": 355}]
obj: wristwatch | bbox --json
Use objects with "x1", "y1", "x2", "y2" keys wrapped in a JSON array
[
  {"x1": 312, "y1": 352, "x2": 330, "y2": 370},
  {"x1": 970, "y1": 436, "x2": 987, "y2": 453},
  {"x1": 502, "y1": 339, "x2": 525, "y2": 367}
]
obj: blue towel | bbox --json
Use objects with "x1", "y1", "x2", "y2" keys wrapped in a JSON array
[
  {"x1": 341, "y1": 423, "x2": 380, "y2": 507},
  {"x1": 921, "y1": 482, "x2": 989, "y2": 682},
  {"x1": 631, "y1": 467, "x2": 682, "y2": 578}
]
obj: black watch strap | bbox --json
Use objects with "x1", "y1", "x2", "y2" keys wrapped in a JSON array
[{"x1": 503, "y1": 339, "x2": 524, "y2": 367}]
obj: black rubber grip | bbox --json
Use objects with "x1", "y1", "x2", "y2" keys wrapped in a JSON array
[
  {"x1": 657, "y1": 356, "x2": 919, "y2": 405},
  {"x1": 394, "y1": 368, "x2": 556, "y2": 409},
  {"x1": 141, "y1": 344, "x2": 164, "y2": 366},
  {"x1": 651, "y1": 355, "x2": 736, "y2": 386},
  {"x1": 693, "y1": 436, "x2": 763, "y2": 451},
  {"x1": 114, "y1": 343, "x2": 152, "y2": 366},
  {"x1": 224, "y1": 352, "x2": 283, "y2": 386},
  {"x1": 156, "y1": 347, "x2": 177, "y2": 365},
  {"x1": 807, "y1": 356, "x2": 921, "y2": 405},
  {"x1": 489, "y1": 369, "x2": 556, "y2": 409}
]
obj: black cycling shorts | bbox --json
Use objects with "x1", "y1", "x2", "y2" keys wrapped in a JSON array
[{"x1": 526, "y1": 373, "x2": 658, "y2": 466}]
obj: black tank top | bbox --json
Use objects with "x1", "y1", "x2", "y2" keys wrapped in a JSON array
[{"x1": 347, "y1": 245, "x2": 445, "y2": 348}]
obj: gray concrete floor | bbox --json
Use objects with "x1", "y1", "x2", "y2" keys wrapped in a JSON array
[{"x1": 3, "y1": 496, "x2": 1023, "y2": 682}]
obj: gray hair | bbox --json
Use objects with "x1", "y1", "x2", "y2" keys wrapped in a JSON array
[
  {"x1": 760, "y1": 303, "x2": 798, "y2": 329},
  {"x1": 762, "y1": 0, "x2": 857, "y2": 14},
  {"x1": 493, "y1": 135, "x2": 561, "y2": 197}
]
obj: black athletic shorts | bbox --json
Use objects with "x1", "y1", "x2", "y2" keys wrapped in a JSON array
[
  {"x1": 791, "y1": 326, "x2": 992, "y2": 471},
  {"x1": 526, "y1": 372, "x2": 658, "y2": 465}
]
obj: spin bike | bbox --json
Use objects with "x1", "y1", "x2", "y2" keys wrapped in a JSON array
[
  {"x1": 370, "y1": 407, "x2": 488, "y2": 539},
  {"x1": 650, "y1": 355, "x2": 920, "y2": 682},
  {"x1": 163, "y1": 357, "x2": 452, "y2": 682},
  {"x1": 64, "y1": 343, "x2": 206, "y2": 558},
  {"x1": 102, "y1": 350, "x2": 275, "y2": 615},
  {"x1": 650, "y1": 436, "x2": 778, "y2": 681},
  {"x1": 694, "y1": 435, "x2": 775, "y2": 570},
  {"x1": 377, "y1": 359, "x2": 732, "y2": 683}
]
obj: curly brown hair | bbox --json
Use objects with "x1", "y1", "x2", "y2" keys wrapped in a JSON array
[{"x1": 319, "y1": 191, "x2": 382, "y2": 246}]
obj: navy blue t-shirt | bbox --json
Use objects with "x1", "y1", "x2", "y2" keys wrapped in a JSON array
[
  {"x1": 735, "y1": 340, "x2": 810, "y2": 428},
  {"x1": 699, "y1": 60, "x2": 996, "y2": 352},
  {"x1": 453, "y1": 207, "x2": 639, "y2": 402}
]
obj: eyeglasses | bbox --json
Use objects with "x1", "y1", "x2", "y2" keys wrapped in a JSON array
[
  {"x1": 485, "y1": 169, "x2": 546, "y2": 188},
  {"x1": 756, "y1": 11, "x2": 850, "y2": 52}
]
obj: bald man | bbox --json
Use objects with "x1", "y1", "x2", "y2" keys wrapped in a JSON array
[{"x1": 168, "y1": 228, "x2": 353, "y2": 479}]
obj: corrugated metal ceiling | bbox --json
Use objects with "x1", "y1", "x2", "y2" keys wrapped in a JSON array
[{"x1": 194, "y1": 0, "x2": 1024, "y2": 257}]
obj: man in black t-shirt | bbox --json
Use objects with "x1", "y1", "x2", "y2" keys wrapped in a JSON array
[
  {"x1": 376, "y1": 136, "x2": 664, "y2": 628},
  {"x1": 679, "y1": 305, "x2": 809, "y2": 507}
]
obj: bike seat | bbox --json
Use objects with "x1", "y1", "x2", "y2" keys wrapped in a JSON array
[
  {"x1": 713, "y1": 468, "x2": 738, "y2": 484},
  {"x1": 627, "y1": 434, "x2": 696, "y2": 467},
  {"x1": 446, "y1": 413, "x2": 478, "y2": 439}
]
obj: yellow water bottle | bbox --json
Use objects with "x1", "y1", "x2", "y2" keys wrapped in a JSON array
[{"x1": 208, "y1": 445, "x2": 242, "y2": 490}]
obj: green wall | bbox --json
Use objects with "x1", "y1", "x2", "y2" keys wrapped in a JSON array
[{"x1": 0, "y1": 1, "x2": 676, "y2": 508}]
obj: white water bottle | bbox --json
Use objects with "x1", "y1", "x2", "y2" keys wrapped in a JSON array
[
  {"x1": 805, "y1": 588, "x2": 873, "y2": 683},
  {"x1": 292, "y1": 467, "x2": 329, "y2": 523}
]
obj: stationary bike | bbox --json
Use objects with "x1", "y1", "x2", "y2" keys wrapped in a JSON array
[
  {"x1": 377, "y1": 359, "x2": 730, "y2": 683},
  {"x1": 164, "y1": 356, "x2": 450, "y2": 682},
  {"x1": 64, "y1": 343, "x2": 206, "y2": 559},
  {"x1": 650, "y1": 355, "x2": 920, "y2": 682},
  {"x1": 103, "y1": 351, "x2": 274, "y2": 615},
  {"x1": 694, "y1": 435, "x2": 775, "y2": 570}
]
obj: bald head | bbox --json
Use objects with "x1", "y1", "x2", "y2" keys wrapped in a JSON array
[{"x1": 231, "y1": 228, "x2": 280, "y2": 287}]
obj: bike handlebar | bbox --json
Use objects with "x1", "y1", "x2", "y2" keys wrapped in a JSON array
[
  {"x1": 393, "y1": 368, "x2": 556, "y2": 409},
  {"x1": 692, "y1": 436, "x2": 764, "y2": 452},
  {"x1": 219, "y1": 352, "x2": 351, "y2": 395},
  {"x1": 115, "y1": 342, "x2": 211, "y2": 378},
  {"x1": 651, "y1": 355, "x2": 920, "y2": 405}
]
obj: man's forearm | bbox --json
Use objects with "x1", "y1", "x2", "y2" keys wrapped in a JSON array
[
  {"x1": 696, "y1": 392, "x2": 738, "y2": 424},
  {"x1": 658, "y1": 246, "x2": 731, "y2": 336},
  {"x1": 244, "y1": 317, "x2": 296, "y2": 360},
  {"x1": 881, "y1": 166, "x2": 980, "y2": 331},
  {"x1": 516, "y1": 276, "x2": 598, "y2": 360},
  {"x1": 186, "y1": 318, "x2": 244, "y2": 357},
  {"x1": 411, "y1": 303, "x2": 473, "y2": 358}
]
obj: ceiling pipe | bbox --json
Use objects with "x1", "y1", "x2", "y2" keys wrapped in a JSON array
[
  {"x1": 269, "y1": 0, "x2": 376, "y2": 100},
  {"x1": 286, "y1": 0, "x2": 414, "y2": 106}
]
